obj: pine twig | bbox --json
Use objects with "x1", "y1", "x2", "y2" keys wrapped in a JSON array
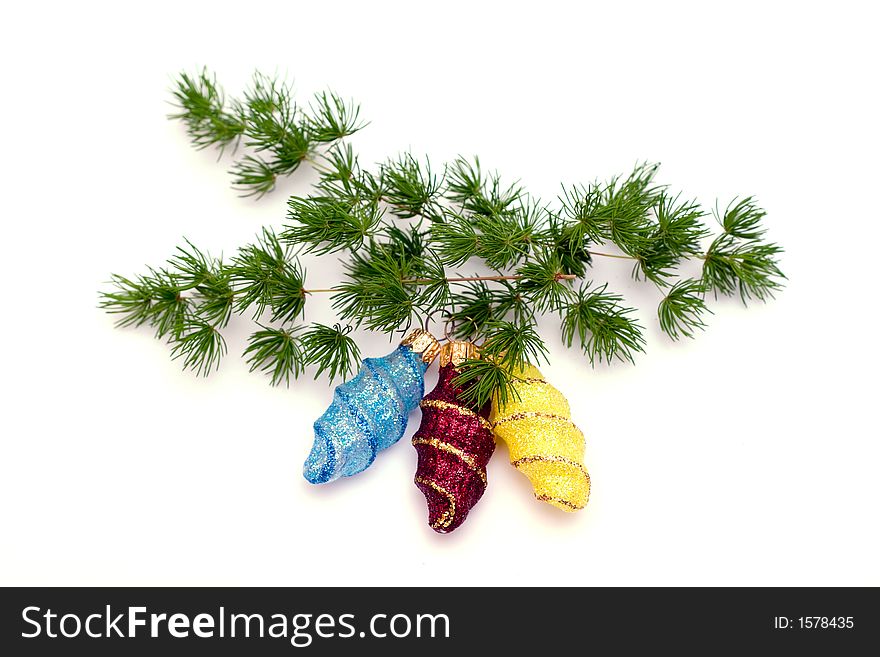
[{"x1": 104, "y1": 69, "x2": 785, "y2": 405}]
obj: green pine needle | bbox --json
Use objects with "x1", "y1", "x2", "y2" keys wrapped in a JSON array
[
  {"x1": 169, "y1": 69, "x2": 245, "y2": 151},
  {"x1": 229, "y1": 228, "x2": 306, "y2": 323},
  {"x1": 517, "y1": 251, "x2": 574, "y2": 312},
  {"x1": 100, "y1": 273, "x2": 162, "y2": 330},
  {"x1": 306, "y1": 91, "x2": 366, "y2": 142},
  {"x1": 283, "y1": 196, "x2": 382, "y2": 255},
  {"x1": 702, "y1": 234, "x2": 785, "y2": 303},
  {"x1": 454, "y1": 358, "x2": 519, "y2": 409},
  {"x1": 561, "y1": 284, "x2": 645, "y2": 364},
  {"x1": 230, "y1": 155, "x2": 278, "y2": 198},
  {"x1": 170, "y1": 318, "x2": 227, "y2": 376},
  {"x1": 447, "y1": 281, "x2": 531, "y2": 340},
  {"x1": 446, "y1": 156, "x2": 523, "y2": 217},
  {"x1": 481, "y1": 320, "x2": 549, "y2": 371},
  {"x1": 244, "y1": 325, "x2": 305, "y2": 386},
  {"x1": 300, "y1": 323, "x2": 361, "y2": 382},
  {"x1": 381, "y1": 153, "x2": 443, "y2": 220},
  {"x1": 168, "y1": 240, "x2": 234, "y2": 328},
  {"x1": 137, "y1": 269, "x2": 188, "y2": 339},
  {"x1": 718, "y1": 196, "x2": 767, "y2": 240},
  {"x1": 658, "y1": 279, "x2": 712, "y2": 340}
]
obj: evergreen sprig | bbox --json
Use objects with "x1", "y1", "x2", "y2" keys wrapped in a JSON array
[
  {"x1": 381, "y1": 154, "x2": 444, "y2": 221},
  {"x1": 560, "y1": 284, "x2": 645, "y2": 364},
  {"x1": 446, "y1": 156, "x2": 524, "y2": 217},
  {"x1": 333, "y1": 246, "x2": 419, "y2": 333},
  {"x1": 455, "y1": 319, "x2": 549, "y2": 408},
  {"x1": 170, "y1": 318, "x2": 227, "y2": 377},
  {"x1": 169, "y1": 69, "x2": 245, "y2": 151},
  {"x1": 702, "y1": 235, "x2": 785, "y2": 303},
  {"x1": 702, "y1": 199, "x2": 785, "y2": 303},
  {"x1": 559, "y1": 162, "x2": 660, "y2": 257},
  {"x1": 169, "y1": 69, "x2": 365, "y2": 197},
  {"x1": 631, "y1": 192, "x2": 709, "y2": 285},
  {"x1": 658, "y1": 279, "x2": 712, "y2": 340},
  {"x1": 447, "y1": 280, "x2": 531, "y2": 341},
  {"x1": 516, "y1": 251, "x2": 573, "y2": 312},
  {"x1": 306, "y1": 91, "x2": 366, "y2": 142},
  {"x1": 229, "y1": 228, "x2": 306, "y2": 323},
  {"x1": 300, "y1": 323, "x2": 361, "y2": 382},
  {"x1": 244, "y1": 325, "x2": 305, "y2": 386},
  {"x1": 243, "y1": 323, "x2": 361, "y2": 386},
  {"x1": 283, "y1": 195, "x2": 383, "y2": 255},
  {"x1": 169, "y1": 240, "x2": 234, "y2": 327}
]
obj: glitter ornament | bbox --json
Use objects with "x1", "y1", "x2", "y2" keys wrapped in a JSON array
[
  {"x1": 491, "y1": 364, "x2": 591, "y2": 511},
  {"x1": 412, "y1": 341, "x2": 495, "y2": 533},
  {"x1": 303, "y1": 329, "x2": 440, "y2": 484}
]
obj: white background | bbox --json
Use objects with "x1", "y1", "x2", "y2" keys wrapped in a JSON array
[{"x1": 1, "y1": 1, "x2": 878, "y2": 586}]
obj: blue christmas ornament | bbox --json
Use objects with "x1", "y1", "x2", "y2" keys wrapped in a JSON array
[{"x1": 303, "y1": 329, "x2": 440, "y2": 484}]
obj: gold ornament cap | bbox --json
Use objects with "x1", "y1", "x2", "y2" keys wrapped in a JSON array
[
  {"x1": 439, "y1": 341, "x2": 478, "y2": 368},
  {"x1": 400, "y1": 329, "x2": 441, "y2": 364}
]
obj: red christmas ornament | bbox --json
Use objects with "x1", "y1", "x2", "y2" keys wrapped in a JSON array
[{"x1": 413, "y1": 341, "x2": 495, "y2": 533}]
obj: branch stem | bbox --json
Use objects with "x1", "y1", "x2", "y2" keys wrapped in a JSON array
[
  {"x1": 301, "y1": 272, "x2": 577, "y2": 294},
  {"x1": 587, "y1": 250, "x2": 638, "y2": 260}
]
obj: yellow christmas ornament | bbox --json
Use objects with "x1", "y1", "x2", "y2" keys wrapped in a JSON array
[{"x1": 490, "y1": 364, "x2": 590, "y2": 512}]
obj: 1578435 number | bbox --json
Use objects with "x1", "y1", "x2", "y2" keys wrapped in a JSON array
[{"x1": 798, "y1": 617, "x2": 854, "y2": 629}]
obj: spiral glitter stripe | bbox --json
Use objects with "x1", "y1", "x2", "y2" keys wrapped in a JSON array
[
  {"x1": 420, "y1": 399, "x2": 493, "y2": 431},
  {"x1": 536, "y1": 494, "x2": 586, "y2": 511},
  {"x1": 511, "y1": 454, "x2": 590, "y2": 480},
  {"x1": 490, "y1": 363, "x2": 591, "y2": 512},
  {"x1": 414, "y1": 477, "x2": 456, "y2": 530},
  {"x1": 412, "y1": 342, "x2": 496, "y2": 533},
  {"x1": 493, "y1": 411, "x2": 584, "y2": 436},
  {"x1": 412, "y1": 437, "x2": 487, "y2": 484},
  {"x1": 303, "y1": 330, "x2": 439, "y2": 484}
]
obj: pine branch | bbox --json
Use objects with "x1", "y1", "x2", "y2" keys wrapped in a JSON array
[
  {"x1": 333, "y1": 249, "x2": 418, "y2": 332},
  {"x1": 229, "y1": 155, "x2": 279, "y2": 198},
  {"x1": 168, "y1": 240, "x2": 234, "y2": 327},
  {"x1": 558, "y1": 162, "x2": 661, "y2": 257},
  {"x1": 314, "y1": 143, "x2": 383, "y2": 203},
  {"x1": 718, "y1": 196, "x2": 767, "y2": 240},
  {"x1": 244, "y1": 322, "x2": 362, "y2": 385},
  {"x1": 541, "y1": 211, "x2": 594, "y2": 277},
  {"x1": 169, "y1": 70, "x2": 365, "y2": 197},
  {"x1": 481, "y1": 319, "x2": 549, "y2": 370},
  {"x1": 430, "y1": 203, "x2": 541, "y2": 270},
  {"x1": 453, "y1": 358, "x2": 518, "y2": 408},
  {"x1": 233, "y1": 73, "x2": 311, "y2": 195},
  {"x1": 631, "y1": 192, "x2": 709, "y2": 286},
  {"x1": 100, "y1": 267, "x2": 190, "y2": 339},
  {"x1": 114, "y1": 69, "x2": 786, "y2": 396}
]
